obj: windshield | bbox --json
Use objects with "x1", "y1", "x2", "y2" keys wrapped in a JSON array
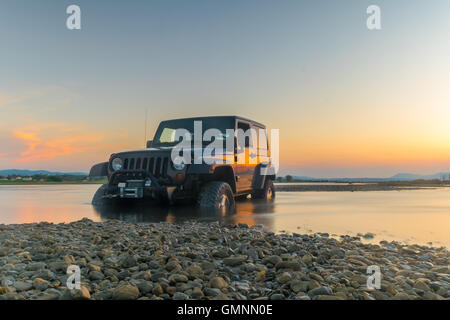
[{"x1": 152, "y1": 117, "x2": 235, "y2": 147}]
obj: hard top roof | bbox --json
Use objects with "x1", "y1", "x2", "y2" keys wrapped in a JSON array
[{"x1": 158, "y1": 115, "x2": 266, "y2": 128}]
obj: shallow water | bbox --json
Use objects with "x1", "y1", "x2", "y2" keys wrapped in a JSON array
[{"x1": 0, "y1": 184, "x2": 449, "y2": 247}]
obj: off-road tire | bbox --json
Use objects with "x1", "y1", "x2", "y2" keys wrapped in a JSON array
[
  {"x1": 92, "y1": 184, "x2": 108, "y2": 206},
  {"x1": 252, "y1": 179, "x2": 275, "y2": 200},
  {"x1": 196, "y1": 181, "x2": 235, "y2": 211}
]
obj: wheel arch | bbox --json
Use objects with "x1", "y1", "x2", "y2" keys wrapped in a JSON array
[
  {"x1": 211, "y1": 165, "x2": 236, "y2": 193},
  {"x1": 252, "y1": 164, "x2": 275, "y2": 190}
]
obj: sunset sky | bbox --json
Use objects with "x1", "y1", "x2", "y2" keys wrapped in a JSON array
[{"x1": 1, "y1": 0, "x2": 449, "y2": 177}]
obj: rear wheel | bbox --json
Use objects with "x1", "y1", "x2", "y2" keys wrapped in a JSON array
[
  {"x1": 252, "y1": 179, "x2": 275, "y2": 201},
  {"x1": 196, "y1": 181, "x2": 235, "y2": 213}
]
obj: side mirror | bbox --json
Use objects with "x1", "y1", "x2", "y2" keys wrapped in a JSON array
[{"x1": 146, "y1": 140, "x2": 153, "y2": 148}]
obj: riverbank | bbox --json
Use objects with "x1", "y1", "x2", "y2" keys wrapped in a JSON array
[
  {"x1": 0, "y1": 180, "x2": 106, "y2": 185},
  {"x1": 0, "y1": 219, "x2": 448, "y2": 300},
  {"x1": 275, "y1": 182, "x2": 450, "y2": 192},
  {"x1": 1, "y1": 180, "x2": 447, "y2": 190}
]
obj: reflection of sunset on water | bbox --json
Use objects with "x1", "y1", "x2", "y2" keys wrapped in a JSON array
[{"x1": 1, "y1": 185, "x2": 449, "y2": 247}]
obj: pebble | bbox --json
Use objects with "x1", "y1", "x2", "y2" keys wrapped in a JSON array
[
  {"x1": 13, "y1": 281, "x2": 33, "y2": 292},
  {"x1": 112, "y1": 284, "x2": 140, "y2": 300},
  {"x1": 62, "y1": 286, "x2": 91, "y2": 300},
  {"x1": 33, "y1": 278, "x2": 49, "y2": 291},
  {"x1": 223, "y1": 255, "x2": 247, "y2": 266},
  {"x1": 89, "y1": 271, "x2": 105, "y2": 281},
  {"x1": 210, "y1": 277, "x2": 228, "y2": 289},
  {"x1": 309, "y1": 286, "x2": 332, "y2": 296},
  {"x1": 173, "y1": 292, "x2": 189, "y2": 300}
]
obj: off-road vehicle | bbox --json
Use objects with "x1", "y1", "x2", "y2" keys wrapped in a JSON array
[{"x1": 89, "y1": 116, "x2": 276, "y2": 212}]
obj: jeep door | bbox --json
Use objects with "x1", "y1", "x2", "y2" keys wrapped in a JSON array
[
  {"x1": 235, "y1": 120, "x2": 258, "y2": 192},
  {"x1": 251, "y1": 124, "x2": 270, "y2": 188}
]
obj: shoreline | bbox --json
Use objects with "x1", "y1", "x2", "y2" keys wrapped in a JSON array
[
  {"x1": 275, "y1": 182, "x2": 450, "y2": 192},
  {"x1": 0, "y1": 181, "x2": 105, "y2": 186},
  {"x1": 0, "y1": 219, "x2": 448, "y2": 300},
  {"x1": 1, "y1": 181, "x2": 448, "y2": 192}
]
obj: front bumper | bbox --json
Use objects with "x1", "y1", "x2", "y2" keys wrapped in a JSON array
[
  {"x1": 117, "y1": 180, "x2": 148, "y2": 199},
  {"x1": 104, "y1": 170, "x2": 176, "y2": 200}
]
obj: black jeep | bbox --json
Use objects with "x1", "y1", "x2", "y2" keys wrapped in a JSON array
[{"x1": 89, "y1": 116, "x2": 276, "y2": 212}]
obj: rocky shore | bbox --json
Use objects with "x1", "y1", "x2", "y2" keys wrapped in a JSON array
[{"x1": 0, "y1": 218, "x2": 448, "y2": 300}]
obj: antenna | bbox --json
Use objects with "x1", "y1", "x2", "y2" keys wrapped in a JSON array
[{"x1": 144, "y1": 108, "x2": 148, "y2": 147}]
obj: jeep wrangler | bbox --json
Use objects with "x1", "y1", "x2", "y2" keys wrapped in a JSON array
[{"x1": 89, "y1": 116, "x2": 276, "y2": 212}]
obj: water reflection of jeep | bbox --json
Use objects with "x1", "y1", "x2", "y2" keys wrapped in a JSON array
[{"x1": 89, "y1": 116, "x2": 276, "y2": 212}]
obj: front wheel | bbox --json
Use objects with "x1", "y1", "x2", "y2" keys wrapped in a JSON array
[
  {"x1": 252, "y1": 179, "x2": 275, "y2": 201},
  {"x1": 196, "y1": 181, "x2": 236, "y2": 213},
  {"x1": 92, "y1": 184, "x2": 108, "y2": 206}
]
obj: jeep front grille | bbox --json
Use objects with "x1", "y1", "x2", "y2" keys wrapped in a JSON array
[{"x1": 122, "y1": 156, "x2": 169, "y2": 178}]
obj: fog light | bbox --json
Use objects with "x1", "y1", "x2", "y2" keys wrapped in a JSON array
[
  {"x1": 173, "y1": 161, "x2": 185, "y2": 170},
  {"x1": 176, "y1": 173, "x2": 184, "y2": 182}
]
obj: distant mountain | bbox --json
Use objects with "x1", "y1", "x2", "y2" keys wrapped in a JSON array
[
  {"x1": 290, "y1": 176, "x2": 386, "y2": 182},
  {"x1": 0, "y1": 169, "x2": 87, "y2": 176},
  {"x1": 290, "y1": 171, "x2": 450, "y2": 182},
  {"x1": 388, "y1": 172, "x2": 450, "y2": 181},
  {"x1": 388, "y1": 173, "x2": 424, "y2": 181}
]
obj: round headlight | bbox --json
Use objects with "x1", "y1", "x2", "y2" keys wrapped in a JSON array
[
  {"x1": 111, "y1": 158, "x2": 123, "y2": 171},
  {"x1": 173, "y1": 161, "x2": 185, "y2": 171}
]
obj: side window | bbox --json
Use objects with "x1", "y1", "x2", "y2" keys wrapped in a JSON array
[
  {"x1": 237, "y1": 121, "x2": 251, "y2": 148},
  {"x1": 254, "y1": 126, "x2": 268, "y2": 157}
]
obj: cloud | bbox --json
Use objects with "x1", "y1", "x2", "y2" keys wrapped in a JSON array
[
  {"x1": 11, "y1": 123, "x2": 104, "y2": 163},
  {"x1": 0, "y1": 119, "x2": 140, "y2": 171}
]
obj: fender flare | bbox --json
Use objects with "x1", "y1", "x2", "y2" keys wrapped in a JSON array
[
  {"x1": 252, "y1": 164, "x2": 275, "y2": 189},
  {"x1": 89, "y1": 162, "x2": 108, "y2": 177},
  {"x1": 212, "y1": 164, "x2": 237, "y2": 193}
]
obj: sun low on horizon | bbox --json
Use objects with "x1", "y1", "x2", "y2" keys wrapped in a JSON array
[{"x1": 1, "y1": 0, "x2": 449, "y2": 178}]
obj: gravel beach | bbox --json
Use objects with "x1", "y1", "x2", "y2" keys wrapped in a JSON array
[{"x1": 0, "y1": 218, "x2": 448, "y2": 300}]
